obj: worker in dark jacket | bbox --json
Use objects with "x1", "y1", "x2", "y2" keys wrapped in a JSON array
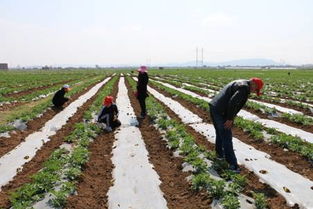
[
  {"x1": 136, "y1": 66, "x2": 149, "y2": 118},
  {"x1": 209, "y1": 78, "x2": 264, "y2": 173},
  {"x1": 97, "y1": 96, "x2": 121, "y2": 132},
  {"x1": 52, "y1": 84, "x2": 71, "y2": 109}
]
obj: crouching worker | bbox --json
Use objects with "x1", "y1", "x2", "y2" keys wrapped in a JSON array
[
  {"x1": 97, "y1": 96, "x2": 121, "y2": 132},
  {"x1": 52, "y1": 84, "x2": 71, "y2": 109}
]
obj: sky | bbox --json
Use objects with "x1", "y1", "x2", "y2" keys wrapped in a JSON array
[{"x1": 0, "y1": 0, "x2": 312, "y2": 67}]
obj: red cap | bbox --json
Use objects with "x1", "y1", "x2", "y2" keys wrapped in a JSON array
[
  {"x1": 250, "y1": 77, "x2": 264, "y2": 96},
  {"x1": 103, "y1": 96, "x2": 113, "y2": 106}
]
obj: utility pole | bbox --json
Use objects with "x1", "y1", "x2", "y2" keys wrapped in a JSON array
[
  {"x1": 196, "y1": 47, "x2": 198, "y2": 68},
  {"x1": 201, "y1": 48, "x2": 204, "y2": 67}
]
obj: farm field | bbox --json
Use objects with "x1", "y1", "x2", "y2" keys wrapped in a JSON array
[{"x1": 0, "y1": 69, "x2": 312, "y2": 209}]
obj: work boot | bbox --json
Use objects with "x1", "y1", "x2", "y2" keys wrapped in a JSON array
[
  {"x1": 104, "y1": 126, "x2": 112, "y2": 132},
  {"x1": 229, "y1": 165, "x2": 241, "y2": 174},
  {"x1": 139, "y1": 113, "x2": 146, "y2": 119}
]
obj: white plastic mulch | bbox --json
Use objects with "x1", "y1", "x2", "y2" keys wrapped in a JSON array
[
  {"x1": 107, "y1": 77, "x2": 168, "y2": 209},
  {"x1": 159, "y1": 79, "x2": 309, "y2": 115},
  {"x1": 153, "y1": 80, "x2": 313, "y2": 144},
  {"x1": 0, "y1": 77, "x2": 111, "y2": 190}
]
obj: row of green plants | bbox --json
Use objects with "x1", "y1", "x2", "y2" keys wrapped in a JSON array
[
  {"x1": 157, "y1": 74, "x2": 313, "y2": 113},
  {"x1": 179, "y1": 78, "x2": 313, "y2": 124},
  {"x1": 127, "y1": 76, "x2": 267, "y2": 209},
  {"x1": 245, "y1": 101, "x2": 313, "y2": 126},
  {"x1": 151, "y1": 80, "x2": 313, "y2": 162},
  {"x1": 234, "y1": 118, "x2": 313, "y2": 161},
  {"x1": 154, "y1": 77, "x2": 313, "y2": 126},
  {"x1": 153, "y1": 76, "x2": 217, "y2": 97},
  {"x1": 9, "y1": 76, "x2": 118, "y2": 209},
  {"x1": 183, "y1": 85, "x2": 216, "y2": 97},
  {"x1": 152, "y1": 77, "x2": 210, "y2": 96},
  {"x1": 0, "y1": 76, "x2": 107, "y2": 134},
  {"x1": 153, "y1": 72, "x2": 313, "y2": 104},
  {"x1": 150, "y1": 80, "x2": 210, "y2": 111},
  {"x1": 0, "y1": 75, "x2": 104, "y2": 103},
  {"x1": 153, "y1": 75, "x2": 219, "y2": 89},
  {"x1": 0, "y1": 74, "x2": 74, "y2": 95},
  {"x1": 0, "y1": 70, "x2": 105, "y2": 97},
  {"x1": 249, "y1": 93, "x2": 313, "y2": 113}
]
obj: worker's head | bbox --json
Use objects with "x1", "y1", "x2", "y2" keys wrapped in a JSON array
[
  {"x1": 137, "y1": 66, "x2": 148, "y2": 73},
  {"x1": 250, "y1": 78, "x2": 264, "y2": 96},
  {"x1": 63, "y1": 84, "x2": 71, "y2": 92},
  {"x1": 103, "y1": 96, "x2": 114, "y2": 107}
]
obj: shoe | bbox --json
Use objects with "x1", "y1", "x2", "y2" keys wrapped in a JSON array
[
  {"x1": 139, "y1": 114, "x2": 146, "y2": 119},
  {"x1": 216, "y1": 157, "x2": 224, "y2": 161},
  {"x1": 104, "y1": 126, "x2": 112, "y2": 132},
  {"x1": 229, "y1": 165, "x2": 241, "y2": 174}
]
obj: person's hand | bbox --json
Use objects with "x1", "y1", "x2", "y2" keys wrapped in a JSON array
[{"x1": 224, "y1": 120, "x2": 233, "y2": 129}]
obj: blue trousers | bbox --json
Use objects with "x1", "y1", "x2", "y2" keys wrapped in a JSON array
[{"x1": 209, "y1": 105, "x2": 238, "y2": 168}]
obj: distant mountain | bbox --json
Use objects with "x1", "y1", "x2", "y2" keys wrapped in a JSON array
[
  {"x1": 14, "y1": 58, "x2": 288, "y2": 69},
  {"x1": 164, "y1": 58, "x2": 281, "y2": 67}
]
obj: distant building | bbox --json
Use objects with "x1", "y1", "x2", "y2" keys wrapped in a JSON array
[
  {"x1": 42, "y1": 65, "x2": 50, "y2": 70},
  {"x1": 0, "y1": 63, "x2": 8, "y2": 70}
]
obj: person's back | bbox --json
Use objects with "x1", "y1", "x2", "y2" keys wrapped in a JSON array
[
  {"x1": 137, "y1": 72, "x2": 149, "y2": 98},
  {"x1": 136, "y1": 66, "x2": 149, "y2": 118},
  {"x1": 209, "y1": 79, "x2": 250, "y2": 120},
  {"x1": 52, "y1": 88, "x2": 66, "y2": 107},
  {"x1": 52, "y1": 84, "x2": 71, "y2": 108}
]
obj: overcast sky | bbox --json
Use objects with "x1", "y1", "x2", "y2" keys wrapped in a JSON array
[{"x1": 0, "y1": 0, "x2": 312, "y2": 67}]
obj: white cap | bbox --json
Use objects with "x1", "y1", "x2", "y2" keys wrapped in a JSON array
[{"x1": 63, "y1": 84, "x2": 70, "y2": 89}]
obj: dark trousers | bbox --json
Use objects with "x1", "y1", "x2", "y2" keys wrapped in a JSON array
[
  {"x1": 99, "y1": 113, "x2": 121, "y2": 128},
  {"x1": 138, "y1": 97, "x2": 146, "y2": 116},
  {"x1": 209, "y1": 105, "x2": 238, "y2": 168}
]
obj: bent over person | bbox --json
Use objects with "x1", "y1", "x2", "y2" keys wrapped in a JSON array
[
  {"x1": 97, "y1": 96, "x2": 121, "y2": 132},
  {"x1": 52, "y1": 84, "x2": 71, "y2": 109},
  {"x1": 136, "y1": 66, "x2": 149, "y2": 118},
  {"x1": 209, "y1": 78, "x2": 264, "y2": 173}
]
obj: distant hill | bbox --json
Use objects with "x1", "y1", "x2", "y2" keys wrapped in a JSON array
[{"x1": 164, "y1": 58, "x2": 281, "y2": 67}]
